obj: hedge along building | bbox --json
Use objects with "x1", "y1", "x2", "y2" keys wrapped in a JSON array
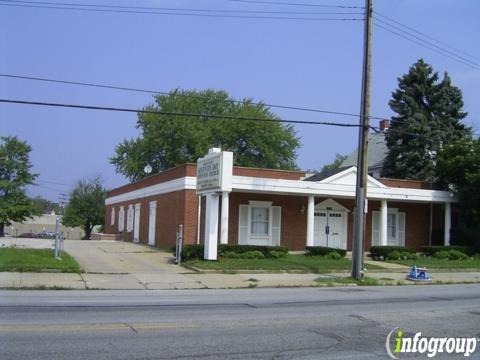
[{"x1": 104, "y1": 148, "x2": 455, "y2": 260}]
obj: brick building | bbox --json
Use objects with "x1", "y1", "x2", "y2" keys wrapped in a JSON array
[{"x1": 104, "y1": 149, "x2": 454, "y2": 258}]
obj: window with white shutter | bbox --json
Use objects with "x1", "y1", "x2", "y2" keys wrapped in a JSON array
[{"x1": 238, "y1": 201, "x2": 281, "y2": 246}]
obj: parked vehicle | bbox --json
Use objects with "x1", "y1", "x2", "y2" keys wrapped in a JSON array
[{"x1": 18, "y1": 232, "x2": 38, "y2": 238}]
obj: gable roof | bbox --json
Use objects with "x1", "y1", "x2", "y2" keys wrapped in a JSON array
[
  {"x1": 341, "y1": 132, "x2": 388, "y2": 170},
  {"x1": 303, "y1": 166, "x2": 351, "y2": 182},
  {"x1": 304, "y1": 166, "x2": 387, "y2": 189}
]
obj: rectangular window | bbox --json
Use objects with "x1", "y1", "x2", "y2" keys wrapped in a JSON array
[
  {"x1": 239, "y1": 201, "x2": 281, "y2": 246},
  {"x1": 251, "y1": 207, "x2": 269, "y2": 236},
  {"x1": 387, "y1": 213, "x2": 397, "y2": 239}
]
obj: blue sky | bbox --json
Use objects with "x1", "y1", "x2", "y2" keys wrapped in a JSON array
[{"x1": 1, "y1": 0, "x2": 479, "y2": 201}]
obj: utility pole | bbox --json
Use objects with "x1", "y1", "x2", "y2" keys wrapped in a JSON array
[{"x1": 352, "y1": 0, "x2": 373, "y2": 280}]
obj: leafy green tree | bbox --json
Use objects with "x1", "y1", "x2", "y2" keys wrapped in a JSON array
[
  {"x1": 62, "y1": 176, "x2": 105, "y2": 240},
  {"x1": 437, "y1": 138, "x2": 480, "y2": 249},
  {"x1": 381, "y1": 59, "x2": 470, "y2": 181},
  {"x1": 0, "y1": 136, "x2": 39, "y2": 236},
  {"x1": 111, "y1": 89, "x2": 300, "y2": 181},
  {"x1": 321, "y1": 153, "x2": 348, "y2": 173},
  {"x1": 31, "y1": 196, "x2": 62, "y2": 215}
]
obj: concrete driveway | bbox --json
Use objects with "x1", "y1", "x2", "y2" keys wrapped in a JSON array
[{"x1": 63, "y1": 240, "x2": 204, "y2": 290}]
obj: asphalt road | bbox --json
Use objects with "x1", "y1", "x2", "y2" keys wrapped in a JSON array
[{"x1": 1, "y1": 285, "x2": 479, "y2": 359}]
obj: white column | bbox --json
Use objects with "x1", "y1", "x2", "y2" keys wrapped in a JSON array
[
  {"x1": 220, "y1": 192, "x2": 229, "y2": 244},
  {"x1": 196, "y1": 195, "x2": 202, "y2": 245},
  {"x1": 204, "y1": 193, "x2": 219, "y2": 260},
  {"x1": 380, "y1": 200, "x2": 388, "y2": 246},
  {"x1": 444, "y1": 202, "x2": 451, "y2": 246},
  {"x1": 306, "y1": 195, "x2": 314, "y2": 247}
]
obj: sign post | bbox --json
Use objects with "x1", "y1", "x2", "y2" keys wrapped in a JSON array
[{"x1": 196, "y1": 148, "x2": 233, "y2": 260}]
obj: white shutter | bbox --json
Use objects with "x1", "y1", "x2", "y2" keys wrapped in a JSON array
[
  {"x1": 398, "y1": 212, "x2": 406, "y2": 246},
  {"x1": 118, "y1": 207, "x2": 124, "y2": 232},
  {"x1": 271, "y1": 206, "x2": 281, "y2": 246},
  {"x1": 111, "y1": 207, "x2": 115, "y2": 226},
  {"x1": 238, "y1": 205, "x2": 249, "y2": 245},
  {"x1": 372, "y1": 211, "x2": 380, "y2": 246}
]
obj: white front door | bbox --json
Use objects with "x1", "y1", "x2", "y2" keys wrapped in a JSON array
[
  {"x1": 314, "y1": 211, "x2": 346, "y2": 249},
  {"x1": 133, "y1": 204, "x2": 141, "y2": 243},
  {"x1": 148, "y1": 202, "x2": 156, "y2": 246},
  {"x1": 314, "y1": 212, "x2": 328, "y2": 246}
]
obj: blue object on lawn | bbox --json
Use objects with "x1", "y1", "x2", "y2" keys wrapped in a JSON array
[{"x1": 405, "y1": 265, "x2": 431, "y2": 282}]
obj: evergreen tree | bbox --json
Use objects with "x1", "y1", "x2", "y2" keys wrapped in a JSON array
[{"x1": 381, "y1": 59, "x2": 470, "y2": 181}]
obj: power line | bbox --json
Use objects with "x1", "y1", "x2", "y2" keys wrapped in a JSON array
[
  {"x1": 37, "y1": 179, "x2": 72, "y2": 187},
  {"x1": 374, "y1": 22, "x2": 480, "y2": 70},
  {"x1": 228, "y1": 0, "x2": 364, "y2": 9},
  {"x1": 374, "y1": 17, "x2": 480, "y2": 69},
  {"x1": 0, "y1": 73, "x2": 388, "y2": 121},
  {"x1": 374, "y1": 11, "x2": 480, "y2": 63},
  {"x1": 0, "y1": 0, "x2": 363, "y2": 15},
  {"x1": 0, "y1": 2, "x2": 364, "y2": 21},
  {"x1": 0, "y1": 98, "x2": 366, "y2": 128}
]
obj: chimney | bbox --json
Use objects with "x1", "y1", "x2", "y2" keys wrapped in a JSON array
[{"x1": 379, "y1": 119, "x2": 390, "y2": 131}]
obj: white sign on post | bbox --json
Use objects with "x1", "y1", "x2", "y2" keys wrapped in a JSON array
[
  {"x1": 196, "y1": 148, "x2": 232, "y2": 195},
  {"x1": 197, "y1": 148, "x2": 233, "y2": 261}
]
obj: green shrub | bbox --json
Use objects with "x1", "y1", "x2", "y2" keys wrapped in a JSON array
[
  {"x1": 400, "y1": 251, "x2": 417, "y2": 260},
  {"x1": 432, "y1": 250, "x2": 468, "y2": 260},
  {"x1": 218, "y1": 244, "x2": 288, "y2": 258},
  {"x1": 269, "y1": 250, "x2": 287, "y2": 259},
  {"x1": 387, "y1": 251, "x2": 402, "y2": 260},
  {"x1": 370, "y1": 246, "x2": 416, "y2": 260},
  {"x1": 179, "y1": 244, "x2": 204, "y2": 261},
  {"x1": 434, "y1": 250, "x2": 450, "y2": 260},
  {"x1": 305, "y1": 246, "x2": 346, "y2": 258},
  {"x1": 241, "y1": 250, "x2": 265, "y2": 259},
  {"x1": 222, "y1": 251, "x2": 240, "y2": 259},
  {"x1": 447, "y1": 250, "x2": 468, "y2": 260},
  {"x1": 325, "y1": 252, "x2": 342, "y2": 260},
  {"x1": 421, "y1": 245, "x2": 472, "y2": 256},
  {"x1": 179, "y1": 244, "x2": 289, "y2": 261}
]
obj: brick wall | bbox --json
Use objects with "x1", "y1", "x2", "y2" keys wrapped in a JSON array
[{"x1": 104, "y1": 189, "x2": 198, "y2": 249}]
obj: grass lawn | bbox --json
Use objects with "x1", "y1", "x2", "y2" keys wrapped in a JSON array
[
  {"x1": 184, "y1": 254, "x2": 382, "y2": 273},
  {"x1": 386, "y1": 257, "x2": 480, "y2": 269},
  {"x1": 0, "y1": 248, "x2": 82, "y2": 273}
]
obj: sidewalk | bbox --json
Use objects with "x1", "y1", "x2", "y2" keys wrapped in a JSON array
[
  {"x1": 1, "y1": 238, "x2": 479, "y2": 289},
  {"x1": 1, "y1": 269, "x2": 480, "y2": 290}
]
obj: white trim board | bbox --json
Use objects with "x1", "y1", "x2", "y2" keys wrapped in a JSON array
[
  {"x1": 105, "y1": 175, "x2": 455, "y2": 206},
  {"x1": 231, "y1": 176, "x2": 454, "y2": 203},
  {"x1": 105, "y1": 177, "x2": 197, "y2": 205}
]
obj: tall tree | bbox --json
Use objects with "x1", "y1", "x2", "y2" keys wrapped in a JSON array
[
  {"x1": 111, "y1": 89, "x2": 300, "y2": 181},
  {"x1": 437, "y1": 138, "x2": 480, "y2": 249},
  {"x1": 62, "y1": 176, "x2": 105, "y2": 240},
  {"x1": 31, "y1": 196, "x2": 62, "y2": 215},
  {"x1": 320, "y1": 153, "x2": 348, "y2": 173},
  {"x1": 381, "y1": 59, "x2": 470, "y2": 181},
  {"x1": 0, "y1": 136, "x2": 39, "y2": 236}
]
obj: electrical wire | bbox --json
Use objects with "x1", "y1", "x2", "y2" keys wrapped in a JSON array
[
  {"x1": 374, "y1": 17, "x2": 480, "y2": 69},
  {"x1": 0, "y1": 98, "x2": 366, "y2": 128},
  {"x1": 0, "y1": 2, "x2": 364, "y2": 21},
  {"x1": 0, "y1": 0, "x2": 363, "y2": 15},
  {"x1": 374, "y1": 22, "x2": 480, "y2": 70},
  {"x1": 0, "y1": 73, "x2": 388, "y2": 121},
  {"x1": 37, "y1": 179, "x2": 72, "y2": 187},
  {"x1": 228, "y1": 0, "x2": 364, "y2": 9},
  {"x1": 374, "y1": 11, "x2": 480, "y2": 63}
]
